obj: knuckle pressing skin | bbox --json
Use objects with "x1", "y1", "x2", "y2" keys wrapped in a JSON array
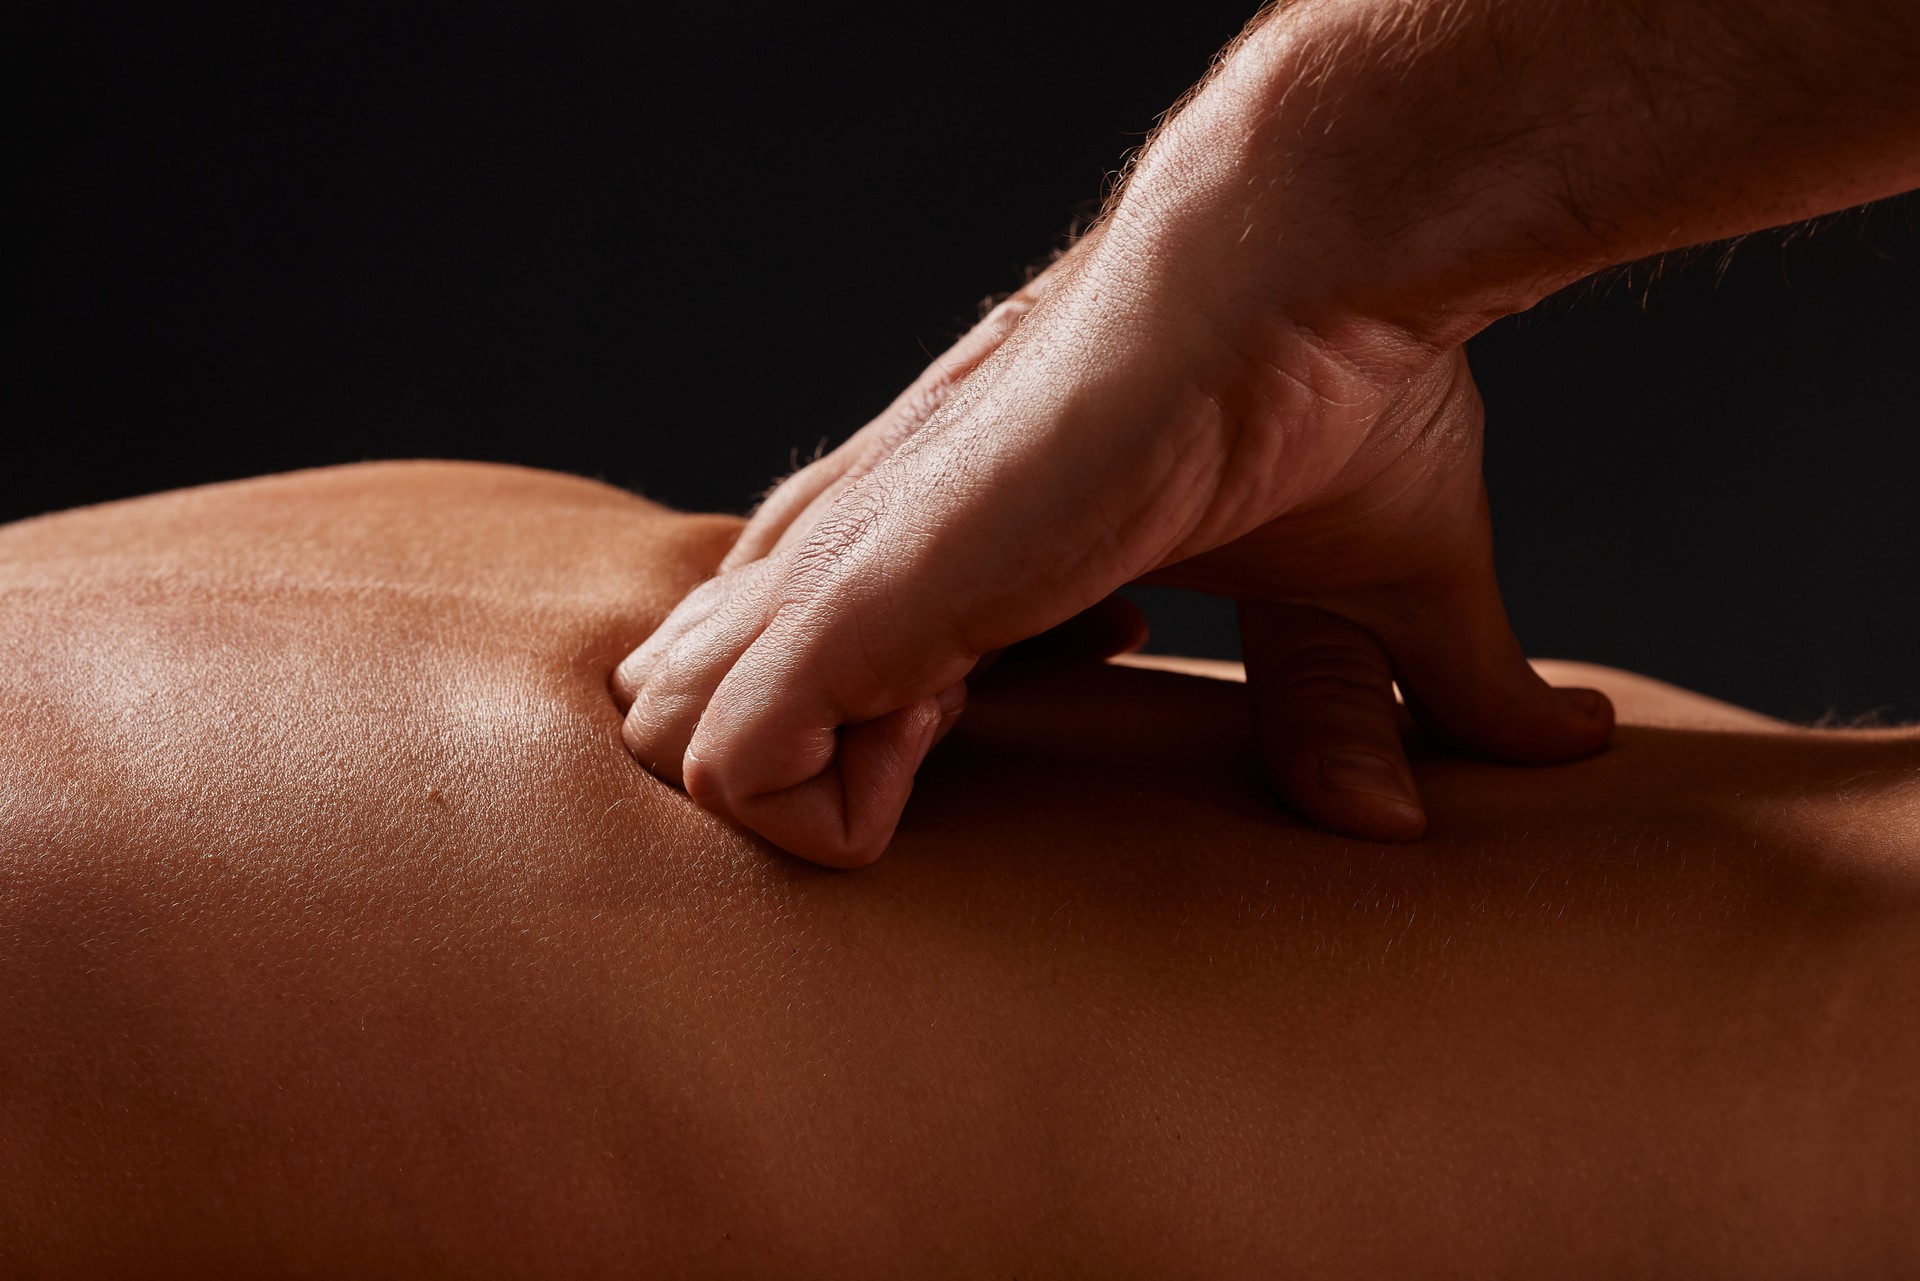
[
  {"x1": 693, "y1": 645, "x2": 827, "y2": 796},
  {"x1": 623, "y1": 637, "x2": 725, "y2": 775},
  {"x1": 623, "y1": 678, "x2": 674, "y2": 752},
  {"x1": 626, "y1": 486, "x2": 938, "y2": 844},
  {"x1": 617, "y1": 580, "x2": 725, "y2": 693},
  {"x1": 680, "y1": 747, "x2": 728, "y2": 812},
  {"x1": 623, "y1": 693, "x2": 687, "y2": 774},
  {"x1": 621, "y1": 705, "x2": 674, "y2": 776},
  {"x1": 614, "y1": 638, "x2": 664, "y2": 694},
  {"x1": 662, "y1": 472, "x2": 951, "y2": 844}
]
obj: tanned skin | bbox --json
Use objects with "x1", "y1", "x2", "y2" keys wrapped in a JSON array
[
  {"x1": 3, "y1": 463, "x2": 1915, "y2": 1277},
  {"x1": 615, "y1": 0, "x2": 1920, "y2": 866}
]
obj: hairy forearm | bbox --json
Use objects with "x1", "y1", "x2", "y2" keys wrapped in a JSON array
[{"x1": 1119, "y1": 0, "x2": 1920, "y2": 333}]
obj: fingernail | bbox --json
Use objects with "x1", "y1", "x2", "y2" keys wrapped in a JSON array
[
  {"x1": 936, "y1": 680, "x2": 968, "y2": 717},
  {"x1": 1320, "y1": 750, "x2": 1414, "y2": 805},
  {"x1": 1561, "y1": 688, "x2": 1609, "y2": 721},
  {"x1": 914, "y1": 699, "x2": 944, "y2": 761}
]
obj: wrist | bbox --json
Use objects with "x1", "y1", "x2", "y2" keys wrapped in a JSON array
[
  {"x1": 1105, "y1": 2, "x2": 1574, "y2": 349},
  {"x1": 1110, "y1": 0, "x2": 1920, "y2": 348}
]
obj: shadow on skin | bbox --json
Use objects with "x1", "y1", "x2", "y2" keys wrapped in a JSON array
[
  {"x1": 877, "y1": 657, "x2": 1919, "y2": 921},
  {"x1": 4, "y1": 462, "x2": 1915, "y2": 1275}
]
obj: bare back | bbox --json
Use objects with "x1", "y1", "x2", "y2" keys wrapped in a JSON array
[{"x1": 2, "y1": 463, "x2": 1915, "y2": 1278}]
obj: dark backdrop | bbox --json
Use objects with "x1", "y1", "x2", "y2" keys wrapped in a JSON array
[{"x1": 17, "y1": 2, "x2": 1919, "y2": 722}]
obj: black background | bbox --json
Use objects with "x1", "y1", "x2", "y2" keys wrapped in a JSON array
[{"x1": 17, "y1": 2, "x2": 1919, "y2": 722}]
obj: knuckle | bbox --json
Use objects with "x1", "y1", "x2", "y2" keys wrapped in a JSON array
[
  {"x1": 626, "y1": 645, "x2": 685, "y2": 718},
  {"x1": 620, "y1": 708, "x2": 656, "y2": 758},
  {"x1": 621, "y1": 708, "x2": 681, "y2": 781},
  {"x1": 610, "y1": 654, "x2": 645, "y2": 705},
  {"x1": 614, "y1": 636, "x2": 667, "y2": 690},
  {"x1": 622, "y1": 655, "x2": 706, "y2": 760},
  {"x1": 680, "y1": 746, "x2": 730, "y2": 811}
]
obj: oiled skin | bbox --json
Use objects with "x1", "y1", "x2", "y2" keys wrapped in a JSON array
[{"x1": 0, "y1": 462, "x2": 1915, "y2": 1278}]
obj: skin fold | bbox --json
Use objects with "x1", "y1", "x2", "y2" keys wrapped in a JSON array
[{"x1": 1, "y1": 462, "x2": 1915, "y2": 1277}]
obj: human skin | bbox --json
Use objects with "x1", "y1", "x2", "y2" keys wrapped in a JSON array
[
  {"x1": 2, "y1": 463, "x2": 1916, "y2": 1277},
  {"x1": 617, "y1": 0, "x2": 1920, "y2": 866}
]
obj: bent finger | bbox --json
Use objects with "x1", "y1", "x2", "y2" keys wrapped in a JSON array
[
  {"x1": 620, "y1": 581, "x2": 774, "y2": 787},
  {"x1": 692, "y1": 681, "x2": 967, "y2": 869},
  {"x1": 611, "y1": 573, "x2": 738, "y2": 710}
]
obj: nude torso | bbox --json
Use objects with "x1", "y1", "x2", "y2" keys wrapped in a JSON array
[{"x1": 2, "y1": 463, "x2": 1915, "y2": 1278}]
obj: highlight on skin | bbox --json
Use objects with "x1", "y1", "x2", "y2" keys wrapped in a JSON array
[
  {"x1": 614, "y1": 0, "x2": 1920, "y2": 868},
  {"x1": 3, "y1": 462, "x2": 1916, "y2": 1274}
]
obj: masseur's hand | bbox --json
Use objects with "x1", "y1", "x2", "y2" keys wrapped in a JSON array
[
  {"x1": 611, "y1": 223, "x2": 1612, "y2": 864},
  {"x1": 615, "y1": 0, "x2": 1920, "y2": 868}
]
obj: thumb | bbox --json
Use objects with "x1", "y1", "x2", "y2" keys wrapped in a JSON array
[{"x1": 1372, "y1": 544, "x2": 1613, "y2": 767}]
